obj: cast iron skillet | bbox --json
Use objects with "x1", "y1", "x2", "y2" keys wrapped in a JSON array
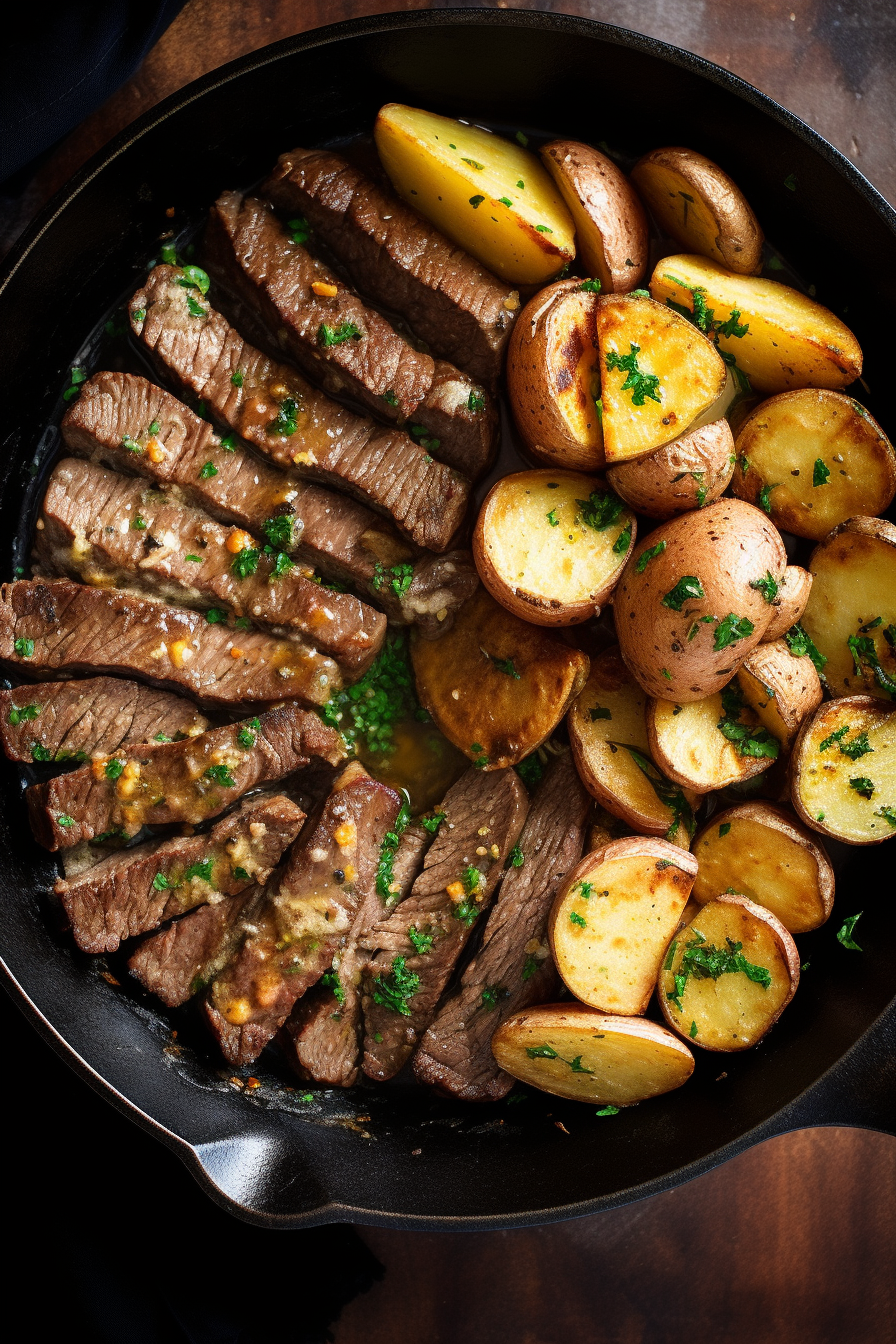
[{"x1": 1, "y1": 8, "x2": 895, "y2": 1231}]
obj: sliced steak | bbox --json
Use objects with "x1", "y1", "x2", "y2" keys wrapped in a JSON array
[
  {"x1": 361, "y1": 767, "x2": 529, "y2": 1081},
  {"x1": 27, "y1": 702, "x2": 344, "y2": 850},
  {"x1": 263, "y1": 147, "x2": 518, "y2": 383},
  {"x1": 37, "y1": 458, "x2": 385, "y2": 677},
  {"x1": 414, "y1": 753, "x2": 590, "y2": 1100},
  {"x1": 202, "y1": 761, "x2": 400, "y2": 1066},
  {"x1": 0, "y1": 676, "x2": 206, "y2": 765},
  {"x1": 129, "y1": 886, "x2": 259, "y2": 1007},
  {"x1": 58, "y1": 793, "x2": 305, "y2": 953},
  {"x1": 0, "y1": 579, "x2": 341, "y2": 709}
]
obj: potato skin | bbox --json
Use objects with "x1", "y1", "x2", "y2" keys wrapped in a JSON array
[
  {"x1": 607, "y1": 416, "x2": 734, "y2": 518},
  {"x1": 762, "y1": 565, "x2": 812, "y2": 642},
  {"x1": 737, "y1": 638, "x2": 822, "y2": 751},
  {"x1": 613, "y1": 498, "x2": 787, "y2": 702},
  {"x1": 647, "y1": 692, "x2": 774, "y2": 793}
]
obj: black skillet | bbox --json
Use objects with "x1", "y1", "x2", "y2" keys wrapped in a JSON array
[{"x1": 1, "y1": 8, "x2": 895, "y2": 1230}]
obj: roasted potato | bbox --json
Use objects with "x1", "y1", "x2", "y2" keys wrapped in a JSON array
[
  {"x1": 568, "y1": 647, "x2": 697, "y2": 843},
  {"x1": 649, "y1": 255, "x2": 863, "y2": 394},
  {"x1": 587, "y1": 803, "x2": 633, "y2": 851},
  {"x1": 737, "y1": 638, "x2": 823, "y2": 752},
  {"x1": 374, "y1": 104, "x2": 575, "y2": 285},
  {"x1": 631, "y1": 146, "x2": 764, "y2": 274},
  {"x1": 491, "y1": 1004, "x2": 694, "y2": 1106},
  {"x1": 473, "y1": 470, "x2": 635, "y2": 625},
  {"x1": 607, "y1": 416, "x2": 735, "y2": 518},
  {"x1": 647, "y1": 690, "x2": 778, "y2": 793},
  {"x1": 506, "y1": 280, "x2": 603, "y2": 471},
  {"x1": 596, "y1": 293, "x2": 727, "y2": 463},
  {"x1": 540, "y1": 139, "x2": 649, "y2": 292},
  {"x1": 614, "y1": 499, "x2": 787, "y2": 702},
  {"x1": 791, "y1": 695, "x2": 896, "y2": 844},
  {"x1": 800, "y1": 516, "x2": 896, "y2": 700},
  {"x1": 762, "y1": 566, "x2": 812, "y2": 643},
  {"x1": 549, "y1": 837, "x2": 697, "y2": 1014},
  {"x1": 731, "y1": 391, "x2": 896, "y2": 541},
  {"x1": 658, "y1": 894, "x2": 800, "y2": 1050},
  {"x1": 411, "y1": 586, "x2": 589, "y2": 770},
  {"x1": 691, "y1": 803, "x2": 834, "y2": 933}
]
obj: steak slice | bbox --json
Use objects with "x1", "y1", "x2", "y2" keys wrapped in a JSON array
[
  {"x1": 129, "y1": 886, "x2": 259, "y2": 1007},
  {"x1": 202, "y1": 761, "x2": 400, "y2": 1066},
  {"x1": 27, "y1": 702, "x2": 344, "y2": 850},
  {"x1": 263, "y1": 146, "x2": 518, "y2": 384},
  {"x1": 57, "y1": 792, "x2": 305, "y2": 953},
  {"x1": 0, "y1": 579, "x2": 340, "y2": 709},
  {"x1": 37, "y1": 458, "x2": 386, "y2": 677},
  {"x1": 132, "y1": 259, "x2": 469, "y2": 551},
  {"x1": 413, "y1": 753, "x2": 590, "y2": 1100},
  {"x1": 0, "y1": 676, "x2": 206, "y2": 765},
  {"x1": 361, "y1": 767, "x2": 529, "y2": 1081}
]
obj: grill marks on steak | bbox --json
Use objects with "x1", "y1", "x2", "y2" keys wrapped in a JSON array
[
  {"x1": 58, "y1": 793, "x2": 305, "y2": 953},
  {"x1": 0, "y1": 579, "x2": 340, "y2": 709},
  {"x1": 361, "y1": 767, "x2": 529, "y2": 1081},
  {"x1": 202, "y1": 761, "x2": 401, "y2": 1066},
  {"x1": 263, "y1": 147, "x2": 518, "y2": 385},
  {"x1": 27, "y1": 702, "x2": 344, "y2": 850},
  {"x1": 414, "y1": 753, "x2": 590, "y2": 1100},
  {"x1": 129, "y1": 886, "x2": 259, "y2": 1007},
  {"x1": 38, "y1": 458, "x2": 385, "y2": 677},
  {"x1": 0, "y1": 676, "x2": 206, "y2": 764}
]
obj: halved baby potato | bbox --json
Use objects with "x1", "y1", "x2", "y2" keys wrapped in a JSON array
[
  {"x1": 491, "y1": 1004, "x2": 694, "y2": 1107},
  {"x1": 631, "y1": 146, "x2": 764, "y2": 274},
  {"x1": 549, "y1": 837, "x2": 697, "y2": 1015},
  {"x1": 568, "y1": 646, "x2": 697, "y2": 843},
  {"x1": 540, "y1": 139, "x2": 649, "y2": 292},
  {"x1": 762, "y1": 566, "x2": 812, "y2": 643},
  {"x1": 731, "y1": 391, "x2": 896, "y2": 541},
  {"x1": 691, "y1": 802, "x2": 834, "y2": 934},
  {"x1": 596, "y1": 293, "x2": 727, "y2": 463},
  {"x1": 607, "y1": 416, "x2": 735, "y2": 518},
  {"x1": 649, "y1": 255, "x2": 863, "y2": 394},
  {"x1": 374, "y1": 104, "x2": 575, "y2": 285},
  {"x1": 473, "y1": 470, "x2": 635, "y2": 625},
  {"x1": 658, "y1": 894, "x2": 800, "y2": 1050},
  {"x1": 411, "y1": 586, "x2": 589, "y2": 770},
  {"x1": 791, "y1": 695, "x2": 896, "y2": 845},
  {"x1": 647, "y1": 690, "x2": 778, "y2": 794},
  {"x1": 737, "y1": 638, "x2": 823, "y2": 752}
]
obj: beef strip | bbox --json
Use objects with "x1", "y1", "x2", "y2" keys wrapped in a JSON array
[
  {"x1": 361, "y1": 767, "x2": 529, "y2": 1081},
  {"x1": 27, "y1": 702, "x2": 344, "y2": 850},
  {"x1": 202, "y1": 761, "x2": 400, "y2": 1066},
  {"x1": 0, "y1": 579, "x2": 340, "y2": 709},
  {"x1": 58, "y1": 792, "x2": 306, "y2": 953},
  {"x1": 413, "y1": 753, "x2": 590, "y2": 1100},
  {"x1": 263, "y1": 147, "x2": 518, "y2": 384},
  {"x1": 129, "y1": 886, "x2": 259, "y2": 1007},
  {"x1": 0, "y1": 676, "x2": 206, "y2": 765},
  {"x1": 132, "y1": 260, "x2": 469, "y2": 552},
  {"x1": 37, "y1": 458, "x2": 385, "y2": 677}
]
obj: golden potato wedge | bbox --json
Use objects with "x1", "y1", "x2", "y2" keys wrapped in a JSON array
[
  {"x1": 647, "y1": 689, "x2": 778, "y2": 794},
  {"x1": 762, "y1": 566, "x2": 812, "y2": 643},
  {"x1": 607, "y1": 416, "x2": 734, "y2": 518},
  {"x1": 473, "y1": 470, "x2": 635, "y2": 625},
  {"x1": 374, "y1": 104, "x2": 575, "y2": 285},
  {"x1": 631, "y1": 147, "x2": 763, "y2": 274},
  {"x1": 491, "y1": 1004, "x2": 694, "y2": 1106},
  {"x1": 791, "y1": 695, "x2": 896, "y2": 844},
  {"x1": 691, "y1": 803, "x2": 834, "y2": 933},
  {"x1": 411, "y1": 586, "x2": 589, "y2": 770},
  {"x1": 540, "y1": 139, "x2": 649, "y2": 292},
  {"x1": 801, "y1": 516, "x2": 896, "y2": 700},
  {"x1": 649, "y1": 255, "x2": 862, "y2": 394},
  {"x1": 658, "y1": 894, "x2": 799, "y2": 1050},
  {"x1": 737, "y1": 638, "x2": 823, "y2": 753},
  {"x1": 614, "y1": 499, "x2": 787, "y2": 702},
  {"x1": 568, "y1": 646, "x2": 697, "y2": 843},
  {"x1": 549, "y1": 837, "x2": 697, "y2": 1014},
  {"x1": 596, "y1": 293, "x2": 727, "y2": 463},
  {"x1": 731, "y1": 391, "x2": 896, "y2": 542}
]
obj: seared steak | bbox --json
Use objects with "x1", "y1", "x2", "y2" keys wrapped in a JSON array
[
  {"x1": 27, "y1": 702, "x2": 344, "y2": 849},
  {"x1": 0, "y1": 676, "x2": 206, "y2": 765},
  {"x1": 361, "y1": 767, "x2": 529, "y2": 1081},
  {"x1": 129, "y1": 886, "x2": 259, "y2": 1007},
  {"x1": 414, "y1": 753, "x2": 590, "y2": 1100},
  {"x1": 38, "y1": 458, "x2": 386, "y2": 676},
  {"x1": 263, "y1": 147, "x2": 518, "y2": 384},
  {"x1": 131, "y1": 262, "x2": 469, "y2": 551},
  {"x1": 58, "y1": 793, "x2": 305, "y2": 953},
  {"x1": 0, "y1": 579, "x2": 341, "y2": 709},
  {"x1": 202, "y1": 761, "x2": 400, "y2": 1066}
]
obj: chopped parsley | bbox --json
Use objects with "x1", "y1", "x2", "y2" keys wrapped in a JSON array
[
  {"x1": 507, "y1": 844, "x2": 525, "y2": 869},
  {"x1": 847, "y1": 634, "x2": 896, "y2": 696},
  {"x1": 546, "y1": 509, "x2": 560, "y2": 527},
  {"x1": 719, "y1": 822, "x2": 731, "y2": 837},
  {"x1": 613, "y1": 522, "x2": 633, "y2": 555},
  {"x1": 372, "y1": 561, "x2": 414, "y2": 599},
  {"x1": 750, "y1": 572, "x2": 779, "y2": 603},
  {"x1": 287, "y1": 216, "x2": 311, "y2": 245},
  {"x1": 237, "y1": 717, "x2": 260, "y2": 749},
  {"x1": 104, "y1": 758, "x2": 124, "y2": 780},
  {"x1": 849, "y1": 777, "x2": 875, "y2": 799},
  {"x1": 318, "y1": 320, "x2": 362, "y2": 347},
  {"x1": 321, "y1": 633, "x2": 422, "y2": 756},
  {"x1": 716, "y1": 684, "x2": 779, "y2": 759},
  {"x1": 321, "y1": 970, "x2": 346, "y2": 1005},
  {"x1": 661, "y1": 274, "x2": 751, "y2": 390},
  {"x1": 204, "y1": 764, "x2": 236, "y2": 788},
  {"x1": 152, "y1": 873, "x2": 174, "y2": 891},
  {"x1": 381, "y1": 388, "x2": 399, "y2": 407},
  {"x1": 461, "y1": 157, "x2": 484, "y2": 169},
  {"x1": 62, "y1": 367, "x2": 87, "y2": 401},
  {"x1": 589, "y1": 705, "x2": 612, "y2": 721},
  {"x1": 525, "y1": 1044, "x2": 593, "y2": 1073},
  {"x1": 522, "y1": 953, "x2": 539, "y2": 980},
  {"x1": 484, "y1": 650, "x2": 520, "y2": 679},
  {"x1": 516, "y1": 753, "x2": 544, "y2": 790},
  {"x1": 376, "y1": 799, "x2": 411, "y2": 901},
  {"x1": 13, "y1": 637, "x2": 34, "y2": 659},
  {"x1": 205, "y1": 608, "x2": 226, "y2": 624},
  {"x1": 637, "y1": 541, "x2": 666, "y2": 574},
  {"x1": 662, "y1": 575, "x2": 704, "y2": 610},
  {"x1": 874, "y1": 805, "x2": 896, "y2": 828},
  {"x1": 262, "y1": 515, "x2": 295, "y2": 552},
  {"x1": 468, "y1": 195, "x2": 485, "y2": 208},
  {"x1": 8, "y1": 703, "x2": 40, "y2": 726},
  {"x1": 613, "y1": 742, "x2": 695, "y2": 841},
  {"x1": 30, "y1": 743, "x2": 52, "y2": 762},
  {"x1": 515, "y1": 131, "x2": 528, "y2": 146},
  {"x1": 178, "y1": 264, "x2": 210, "y2": 295},
  {"x1": 470, "y1": 743, "x2": 489, "y2": 770},
  {"x1": 535, "y1": 224, "x2": 553, "y2": 234},
  {"x1": 420, "y1": 811, "x2": 446, "y2": 835},
  {"x1": 576, "y1": 489, "x2": 625, "y2": 532},
  {"x1": 268, "y1": 398, "x2": 299, "y2": 437},
  {"x1": 199, "y1": 461, "x2": 218, "y2": 479},
  {"x1": 481, "y1": 985, "x2": 507, "y2": 1010},
  {"x1": 232, "y1": 867, "x2": 251, "y2": 881},
  {"x1": 56, "y1": 815, "x2": 76, "y2": 828},
  {"x1": 372, "y1": 955, "x2": 420, "y2": 1015},
  {"x1": 759, "y1": 483, "x2": 779, "y2": 514},
  {"x1": 220, "y1": 434, "x2": 237, "y2": 451},
  {"x1": 131, "y1": 516, "x2": 147, "y2": 531},
  {"x1": 840, "y1": 732, "x2": 873, "y2": 760},
  {"x1": 785, "y1": 624, "x2": 827, "y2": 675},
  {"x1": 577, "y1": 278, "x2": 602, "y2": 293},
  {"x1": 231, "y1": 370, "x2": 244, "y2": 388},
  {"x1": 185, "y1": 859, "x2": 214, "y2": 882},
  {"x1": 184, "y1": 554, "x2": 202, "y2": 564},
  {"x1": 784, "y1": 173, "x2": 798, "y2": 192},
  {"x1": 595, "y1": 1105, "x2": 619, "y2": 1116},
  {"x1": 408, "y1": 925, "x2": 434, "y2": 955},
  {"x1": 837, "y1": 912, "x2": 863, "y2": 951},
  {"x1": 714, "y1": 613, "x2": 755, "y2": 652},
  {"x1": 231, "y1": 547, "x2": 260, "y2": 579},
  {"x1": 667, "y1": 931, "x2": 771, "y2": 1011},
  {"x1": 813, "y1": 459, "x2": 830, "y2": 487},
  {"x1": 186, "y1": 295, "x2": 206, "y2": 318},
  {"x1": 467, "y1": 390, "x2": 485, "y2": 413},
  {"x1": 605, "y1": 343, "x2": 661, "y2": 405},
  {"x1": 569, "y1": 911, "x2": 587, "y2": 928}
]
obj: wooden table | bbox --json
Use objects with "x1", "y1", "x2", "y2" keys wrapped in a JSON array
[{"x1": 3, "y1": 4, "x2": 895, "y2": 1340}]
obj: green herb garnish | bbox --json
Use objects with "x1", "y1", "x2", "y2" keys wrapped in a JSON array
[
  {"x1": 199, "y1": 461, "x2": 218, "y2": 479},
  {"x1": 525, "y1": 1044, "x2": 593, "y2": 1073},
  {"x1": 637, "y1": 541, "x2": 666, "y2": 574},
  {"x1": 661, "y1": 575, "x2": 704, "y2": 610},
  {"x1": 750, "y1": 572, "x2": 779, "y2": 603},
  {"x1": 318, "y1": 320, "x2": 362, "y2": 347},
  {"x1": 837, "y1": 912, "x2": 863, "y2": 950},
  {"x1": 408, "y1": 926, "x2": 434, "y2": 955},
  {"x1": 813, "y1": 459, "x2": 830, "y2": 487},
  {"x1": 14, "y1": 637, "x2": 34, "y2": 659},
  {"x1": 8, "y1": 704, "x2": 40, "y2": 726},
  {"x1": 605, "y1": 343, "x2": 661, "y2": 406},
  {"x1": 785, "y1": 623, "x2": 827, "y2": 675},
  {"x1": 204, "y1": 764, "x2": 236, "y2": 788},
  {"x1": 268, "y1": 397, "x2": 299, "y2": 437},
  {"x1": 185, "y1": 859, "x2": 214, "y2": 883},
  {"x1": 376, "y1": 799, "x2": 411, "y2": 901},
  {"x1": 372, "y1": 955, "x2": 420, "y2": 1016},
  {"x1": 713, "y1": 613, "x2": 755, "y2": 652},
  {"x1": 667, "y1": 932, "x2": 771, "y2": 1011},
  {"x1": 849, "y1": 777, "x2": 875, "y2": 799},
  {"x1": 237, "y1": 717, "x2": 260, "y2": 749},
  {"x1": 321, "y1": 969, "x2": 346, "y2": 1005},
  {"x1": 231, "y1": 547, "x2": 260, "y2": 579}
]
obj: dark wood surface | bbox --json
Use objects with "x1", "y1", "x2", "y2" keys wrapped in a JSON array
[{"x1": 3, "y1": 3, "x2": 895, "y2": 1340}]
